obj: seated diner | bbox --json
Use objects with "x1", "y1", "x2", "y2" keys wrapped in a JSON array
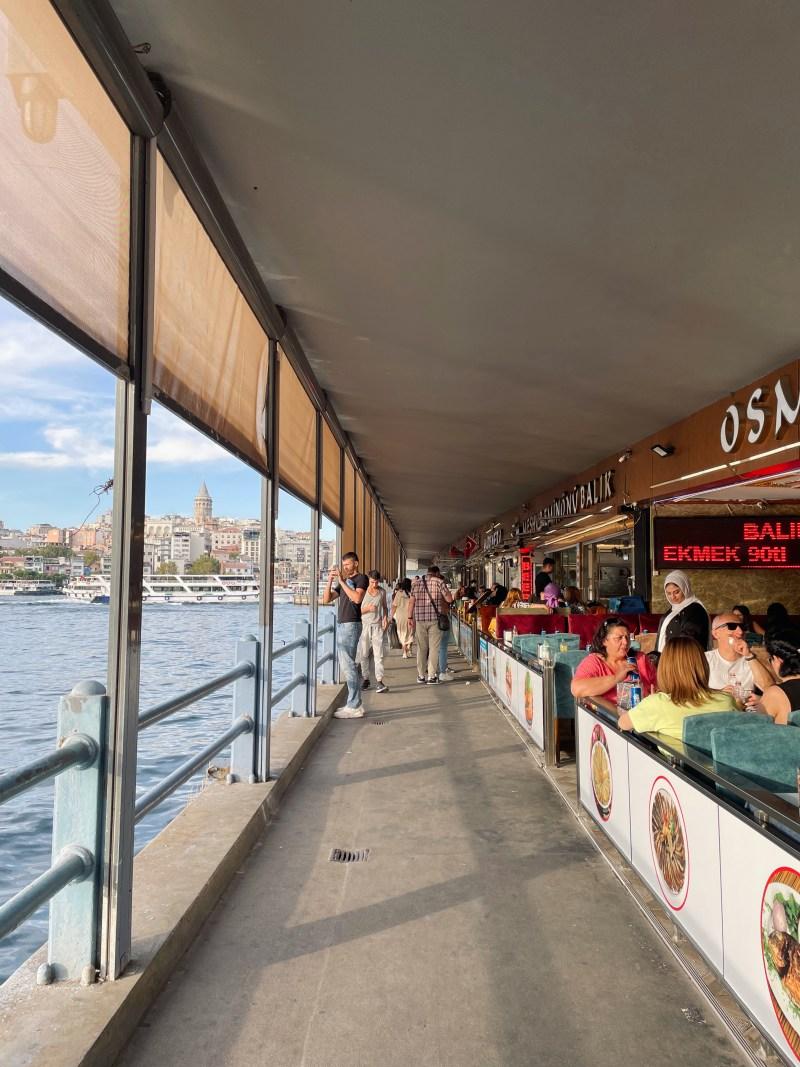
[
  {"x1": 570, "y1": 616, "x2": 657, "y2": 704},
  {"x1": 705, "y1": 612, "x2": 774, "y2": 702},
  {"x1": 758, "y1": 630, "x2": 800, "y2": 725},
  {"x1": 731, "y1": 603, "x2": 765, "y2": 637},
  {"x1": 618, "y1": 636, "x2": 737, "y2": 740}
]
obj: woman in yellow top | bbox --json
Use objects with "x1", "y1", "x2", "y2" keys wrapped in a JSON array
[
  {"x1": 618, "y1": 636, "x2": 737, "y2": 740},
  {"x1": 488, "y1": 588, "x2": 523, "y2": 638}
]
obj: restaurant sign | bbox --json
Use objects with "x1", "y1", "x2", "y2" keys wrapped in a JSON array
[
  {"x1": 482, "y1": 527, "x2": 504, "y2": 552},
  {"x1": 720, "y1": 375, "x2": 800, "y2": 454},
  {"x1": 654, "y1": 516, "x2": 800, "y2": 569},
  {"x1": 515, "y1": 470, "x2": 615, "y2": 535}
]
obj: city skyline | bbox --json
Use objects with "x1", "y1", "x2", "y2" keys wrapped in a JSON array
[{"x1": 0, "y1": 298, "x2": 332, "y2": 536}]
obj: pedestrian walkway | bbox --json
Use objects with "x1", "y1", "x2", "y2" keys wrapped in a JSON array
[{"x1": 117, "y1": 648, "x2": 746, "y2": 1067}]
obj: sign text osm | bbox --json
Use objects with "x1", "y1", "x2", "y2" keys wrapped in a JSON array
[{"x1": 720, "y1": 375, "x2": 800, "y2": 454}]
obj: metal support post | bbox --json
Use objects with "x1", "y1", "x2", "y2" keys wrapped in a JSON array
[
  {"x1": 542, "y1": 661, "x2": 558, "y2": 767},
  {"x1": 257, "y1": 341, "x2": 279, "y2": 781},
  {"x1": 320, "y1": 620, "x2": 336, "y2": 684},
  {"x1": 39, "y1": 680, "x2": 107, "y2": 985},
  {"x1": 290, "y1": 620, "x2": 311, "y2": 715},
  {"x1": 229, "y1": 636, "x2": 259, "y2": 783},
  {"x1": 100, "y1": 133, "x2": 153, "y2": 981},
  {"x1": 307, "y1": 412, "x2": 322, "y2": 716}
]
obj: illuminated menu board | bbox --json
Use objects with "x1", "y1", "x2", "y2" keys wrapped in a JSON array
[{"x1": 654, "y1": 516, "x2": 800, "y2": 569}]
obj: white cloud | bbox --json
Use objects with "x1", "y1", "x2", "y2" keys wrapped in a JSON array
[{"x1": 146, "y1": 404, "x2": 236, "y2": 466}]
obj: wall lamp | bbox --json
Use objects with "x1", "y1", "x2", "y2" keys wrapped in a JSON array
[
  {"x1": 650, "y1": 444, "x2": 675, "y2": 458},
  {"x1": 618, "y1": 449, "x2": 633, "y2": 464}
]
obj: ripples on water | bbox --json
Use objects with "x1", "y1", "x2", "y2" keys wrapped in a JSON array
[{"x1": 0, "y1": 598, "x2": 334, "y2": 983}]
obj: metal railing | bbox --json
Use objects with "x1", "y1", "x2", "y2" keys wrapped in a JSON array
[
  {"x1": 0, "y1": 679, "x2": 105, "y2": 984},
  {"x1": 0, "y1": 617, "x2": 339, "y2": 986}
]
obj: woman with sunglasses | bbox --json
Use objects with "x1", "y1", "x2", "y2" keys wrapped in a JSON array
[
  {"x1": 758, "y1": 630, "x2": 800, "y2": 725},
  {"x1": 571, "y1": 616, "x2": 657, "y2": 704}
]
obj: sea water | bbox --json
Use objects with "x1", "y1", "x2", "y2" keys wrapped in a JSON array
[{"x1": 0, "y1": 597, "x2": 334, "y2": 983}]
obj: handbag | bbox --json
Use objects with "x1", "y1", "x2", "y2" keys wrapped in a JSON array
[
  {"x1": 422, "y1": 576, "x2": 450, "y2": 632},
  {"x1": 388, "y1": 619, "x2": 402, "y2": 649}
]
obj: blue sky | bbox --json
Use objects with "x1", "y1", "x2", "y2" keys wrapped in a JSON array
[{"x1": 0, "y1": 297, "x2": 333, "y2": 537}]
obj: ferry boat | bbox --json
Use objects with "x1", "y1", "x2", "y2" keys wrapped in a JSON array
[
  {"x1": 64, "y1": 574, "x2": 261, "y2": 605},
  {"x1": 0, "y1": 579, "x2": 60, "y2": 596}
]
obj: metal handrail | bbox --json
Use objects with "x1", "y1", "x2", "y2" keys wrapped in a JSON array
[
  {"x1": 0, "y1": 846, "x2": 93, "y2": 940},
  {"x1": 317, "y1": 652, "x2": 334, "y2": 669},
  {"x1": 134, "y1": 715, "x2": 254, "y2": 822},
  {"x1": 0, "y1": 734, "x2": 97, "y2": 806},
  {"x1": 271, "y1": 674, "x2": 306, "y2": 707},
  {"x1": 317, "y1": 623, "x2": 335, "y2": 637},
  {"x1": 272, "y1": 636, "x2": 307, "y2": 661},
  {"x1": 138, "y1": 660, "x2": 254, "y2": 731}
]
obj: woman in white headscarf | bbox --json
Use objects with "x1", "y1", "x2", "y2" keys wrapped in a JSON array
[{"x1": 656, "y1": 570, "x2": 710, "y2": 652}]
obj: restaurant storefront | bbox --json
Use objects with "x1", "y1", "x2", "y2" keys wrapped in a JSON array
[{"x1": 445, "y1": 358, "x2": 800, "y2": 614}]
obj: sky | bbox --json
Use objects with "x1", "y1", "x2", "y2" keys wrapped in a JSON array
[{"x1": 0, "y1": 297, "x2": 334, "y2": 537}]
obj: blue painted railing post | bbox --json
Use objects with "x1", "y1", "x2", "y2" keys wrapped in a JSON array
[
  {"x1": 39, "y1": 680, "x2": 106, "y2": 985},
  {"x1": 229, "y1": 635, "x2": 259, "y2": 783},
  {"x1": 290, "y1": 620, "x2": 310, "y2": 716},
  {"x1": 320, "y1": 622, "x2": 335, "y2": 684}
]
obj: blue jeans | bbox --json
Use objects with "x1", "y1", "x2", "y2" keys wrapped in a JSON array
[
  {"x1": 438, "y1": 626, "x2": 450, "y2": 675},
  {"x1": 337, "y1": 621, "x2": 363, "y2": 708}
]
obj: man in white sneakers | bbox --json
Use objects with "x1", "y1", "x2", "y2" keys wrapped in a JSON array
[{"x1": 323, "y1": 551, "x2": 368, "y2": 718}]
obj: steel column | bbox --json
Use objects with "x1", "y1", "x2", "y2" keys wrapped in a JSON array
[
  {"x1": 290, "y1": 620, "x2": 311, "y2": 716},
  {"x1": 307, "y1": 412, "x2": 323, "y2": 716},
  {"x1": 257, "y1": 340, "x2": 279, "y2": 781},
  {"x1": 229, "y1": 636, "x2": 260, "y2": 782},
  {"x1": 100, "y1": 134, "x2": 154, "y2": 980},
  {"x1": 42, "y1": 680, "x2": 107, "y2": 984}
]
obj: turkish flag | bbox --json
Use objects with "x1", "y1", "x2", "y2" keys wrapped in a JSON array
[
  {"x1": 464, "y1": 536, "x2": 478, "y2": 558},
  {"x1": 449, "y1": 545, "x2": 461, "y2": 557}
]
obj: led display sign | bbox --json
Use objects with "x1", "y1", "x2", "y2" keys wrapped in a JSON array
[{"x1": 654, "y1": 516, "x2": 800, "y2": 569}]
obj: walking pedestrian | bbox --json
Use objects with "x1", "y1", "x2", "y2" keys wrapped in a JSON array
[
  {"x1": 429, "y1": 566, "x2": 454, "y2": 680},
  {"x1": 358, "y1": 571, "x2": 390, "y2": 693},
  {"x1": 408, "y1": 566, "x2": 453, "y2": 684},
  {"x1": 391, "y1": 577, "x2": 414, "y2": 657},
  {"x1": 322, "y1": 551, "x2": 369, "y2": 718}
]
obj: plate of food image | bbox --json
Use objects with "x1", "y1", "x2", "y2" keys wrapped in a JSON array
[
  {"x1": 762, "y1": 869, "x2": 800, "y2": 1059},
  {"x1": 649, "y1": 777, "x2": 689, "y2": 910},
  {"x1": 524, "y1": 671, "x2": 533, "y2": 726},
  {"x1": 505, "y1": 660, "x2": 513, "y2": 705},
  {"x1": 589, "y1": 723, "x2": 612, "y2": 821}
]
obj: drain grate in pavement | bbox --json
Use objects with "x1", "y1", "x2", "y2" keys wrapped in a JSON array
[
  {"x1": 373, "y1": 720, "x2": 387, "y2": 725},
  {"x1": 330, "y1": 848, "x2": 370, "y2": 863}
]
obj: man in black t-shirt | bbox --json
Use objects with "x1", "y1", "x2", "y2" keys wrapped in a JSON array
[
  {"x1": 323, "y1": 551, "x2": 369, "y2": 718},
  {"x1": 534, "y1": 557, "x2": 556, "y2": 601}
]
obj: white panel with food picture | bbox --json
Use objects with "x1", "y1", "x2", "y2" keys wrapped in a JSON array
[
  {"x1": 498, "y1": 647, "x2": 515, "y2": 713},
  {"x1": 479, "y1": 637, "x2": 488, "y2": 682},
  {"x1": 719, "y1": 807, "x2": 800, "y2": 1064},
  {"x1": 577, "y1": 706, "x2": 631, "y2": 860},
  {"x1": 529, "y1": 668, "x2": 545, "y2": 749},
  {"x1": 487, "y1": 640, "x2": 498, "y2": 697},
  {"x1": 628, "y1": 748, "x2": 723, "y2": 971}
]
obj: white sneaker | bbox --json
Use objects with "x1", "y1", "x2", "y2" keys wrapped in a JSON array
[
  {"x1": 438, "y1": 673, "x2": 450, "y2": 682},
  {"x1": 334, "y1": 706, "x2": 365, "y2": 719}
]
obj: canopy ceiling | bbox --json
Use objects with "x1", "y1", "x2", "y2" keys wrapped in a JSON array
[{"x1": 110, "y1": 0, "x2": 800, "y2": 557}]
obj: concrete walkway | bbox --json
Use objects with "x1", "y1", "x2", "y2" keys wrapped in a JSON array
[{"x1": 117, "y1": 649, "x2": 746, "y2": 1067}]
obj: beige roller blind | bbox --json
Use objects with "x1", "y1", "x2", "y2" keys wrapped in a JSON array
[
  {"x1": 0, "y1": 0, "x2": 130, "y2": 360},
  {"x1": 322, "y1": 421, "x2": 342, "y2": 524},
  {"x1": 154, "y1": 155, "x2": 269, "y2": 471},
  {"x1": 342, "y1": 457, "x2": 355, "y2": 557},
  {"x1": 278, "y1": 347, "x2": 317, "y2": 504},
  {"x1": 366, "y1": 496, "x2": 375, "y2": 572}
]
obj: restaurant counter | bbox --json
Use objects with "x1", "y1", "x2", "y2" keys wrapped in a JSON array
[{"x1": 577, "y1": 695, "x2": 800, "y2": 1065}]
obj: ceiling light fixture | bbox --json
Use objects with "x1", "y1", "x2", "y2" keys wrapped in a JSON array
[
  {"x1": 618, "y1": 449, "x2": 633, "y2": 464},
  {"x1": 650, "y1": 443, "x2": 675, "y2": 458}
]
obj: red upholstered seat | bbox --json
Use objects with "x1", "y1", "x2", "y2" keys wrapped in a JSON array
[
  {"x1": 617, "y1": 613, "x2": 640, "y2": 633},
  {"x1": 495, "y1": 613, "x2": 567, "y2": 640},
  {"x1": 638, "y1": 613, "x2": 661, "y2": 633},
  {"x1": 567, "y1": 615, "x2": 600, "y2": 649}
]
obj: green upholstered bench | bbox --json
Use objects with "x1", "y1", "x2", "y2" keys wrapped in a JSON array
[{"x1": 682, "y1": 711, "x2": 770, "y2": 757}]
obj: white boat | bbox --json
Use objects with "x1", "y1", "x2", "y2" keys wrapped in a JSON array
[
  {"x1": 64, "y1": 574, "x2": 261, "y2": 605},
  {"x1": 0, "y1": 579, "x2": 60, "y2": 596}
]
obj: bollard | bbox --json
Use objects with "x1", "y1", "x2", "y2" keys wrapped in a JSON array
[
  {"x1": 290, "y1": 619, "x2": 310, "y2": 716},
  {"x1": 229, "y1": 635, "x2": 259, "y2": 783},
  {"x1": 41, "y1": 680, "x2": 106, "y2": 984}
]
